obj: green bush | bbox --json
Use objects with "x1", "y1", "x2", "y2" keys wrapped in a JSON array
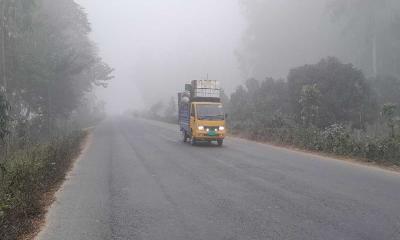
[
  {"x1": 0, "y1": 130, "x2": 86, "y2": 240},
  {"x1": 227, "y1": 57, "x2": 400, "y2": 166},
  {"x1": 230, "y1": 119, "x2": 400, "y2": 166}
]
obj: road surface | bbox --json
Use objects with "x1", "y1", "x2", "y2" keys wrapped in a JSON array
[{"x1": 37, "y1": 117, "x2": 400, "y2": 240}]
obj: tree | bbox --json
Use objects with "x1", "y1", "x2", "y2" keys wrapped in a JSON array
[
  {"x1": 299, "y1": 84, "x2": 321, "y2": 127},
  {"x1": 164, "y1": 97, "x2": 177, "y2": 122},
  {"x1": 328, "y1": 0, "x2": 400, "y2": 78},
  {"x1": 0, "y1": 0, "x2": 36, "y2": 95},
  {"x1": 229, "y1": 77, "x2": 289, "y2": 132},
  {"x1": 288, "y1": 57, "x2": 377, "y2": 129},
  {"x1": 0, "y1": 94, "x2": 9, "y2": 141},
  {"x1": 229, "y1": 85, "x2": 251, "y2": 128},
  {"x1": 220, "y1": 89, "x2": 230, "y2": 113},
  {"x1": 0, "y1": 0, "x2": 113, "y2": 137},
  {"x1": 370, "y1": 75, "x2": 400, "y2": 107},
  {"x1": 0, "y1": 0, "x2": 115, "y2": 143},
  {"x1": 150, "y1": 101, "x2": 164, "y2": 118},
  {"x1": 382, "y1": 103, "x2": 398, "y2": 137}
]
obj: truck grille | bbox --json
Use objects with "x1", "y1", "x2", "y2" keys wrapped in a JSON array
[{"x1": 205, "y1": 127, "x2": 219, "y2": 132}]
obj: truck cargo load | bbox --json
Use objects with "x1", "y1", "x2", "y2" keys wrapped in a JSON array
[{"x1": 189, "y1": 80, "x2": 221, "y2": 102}]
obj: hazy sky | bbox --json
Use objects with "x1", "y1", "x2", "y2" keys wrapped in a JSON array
[
  {"x1": 76, "y1": 0, "x2": 245, "y2": 114},
  {"x1": 237, "y1": 0, "x2": 355, "y2": 81}
]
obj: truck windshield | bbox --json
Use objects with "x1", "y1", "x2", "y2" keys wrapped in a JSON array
[{"x1": 197, "y1": 104, "x2": 225, "y2": 120}]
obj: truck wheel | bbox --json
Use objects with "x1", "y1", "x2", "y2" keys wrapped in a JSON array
[
  {"x1": 182, "y1": 132, "x2": 188, "y2": 142},
  {"x1": 217, "y1": 140, "x2": 223, "y2": 147},
  {"x1": 190, "y1": 136, "x2": 197, "y2": 146}
]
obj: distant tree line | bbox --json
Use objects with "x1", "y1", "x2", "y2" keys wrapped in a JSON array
[
  {"x1": 135, "y1": 97, "x2": 178, "y2": 124},
  {"x1": 228, "y1": 57, "x2": 400, "y2": 164}
]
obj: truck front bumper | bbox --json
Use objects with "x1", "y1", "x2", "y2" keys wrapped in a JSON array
[{"x1": 193, "y1": 133, "x2": 225, "y2": 141}]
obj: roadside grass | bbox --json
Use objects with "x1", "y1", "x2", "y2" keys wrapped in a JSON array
[
  {"x1": 0, "y1": 130, "x2": 88, "y2": 240},
  {"x1": 230, "y1": 127, "x2": 400, "y2": 168}
]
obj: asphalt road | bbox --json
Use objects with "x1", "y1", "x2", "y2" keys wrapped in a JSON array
[{"x1": 37, "y1": 117, "x2": 400, "y2": 240}]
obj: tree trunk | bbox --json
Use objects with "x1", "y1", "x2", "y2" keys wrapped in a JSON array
[
  {"x1": 0, "y1": 1, "x2": 7, "y2": 96},
  {"x1": 47, "y1": 83, "x2": 52, "y2": 137},
  {"x1": 372, "y1": 34, "x2": 378, "y2": 78}
]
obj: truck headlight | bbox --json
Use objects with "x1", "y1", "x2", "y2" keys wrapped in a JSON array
[
  {"x1": 219, "y1": 126, "x2": 225, "y2": 131},
  {"x1": 198, "y1": 126, "x2": 204, "y2": 131}
]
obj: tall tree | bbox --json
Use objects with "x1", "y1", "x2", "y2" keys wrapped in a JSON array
[
  {"x1": 1, "y1": 0, "x2": 113, "y2": 137},
  {"x1": 0, "y1": 93, "x2": 9, "y2": 141},
  {"x1": 328, "y1": 0, "x2": 400, "y2": 77},
  {"x1": 382, "y1": 103, "x2": 398, "y2": 137},
  {"x1": 0, "y1": 0, "x2": 35, "y2": 95},
  {"x1": 288, "y1": 57, "x2": 377, "y2": 129},
  {"x1": 299, "y1": 84, "x2": 321, "y2": 127},
  {"x1": 370, "y1": 75, "x2": 400, "y2": 107}
]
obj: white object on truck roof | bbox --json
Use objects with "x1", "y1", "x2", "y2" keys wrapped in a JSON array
[
  {"x1": 191, "y1": 80, "x2": 221, "y2": 99},
  {"x1": 192, "y1": 88, "x2": 220, "y2": 98},
  {"x1": 191, "y1": 80, "x2": 220, "y2": 90}
]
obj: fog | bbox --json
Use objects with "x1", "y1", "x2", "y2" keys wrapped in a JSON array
[
  {"x1": 3, "y1": 1, "x2": 400, "y2": 238},
  {"x1": 76, "y1": 0, "x2": 400, "y2": 114},
  {"x1": 237, "y1": 0, "x2": 400, "y2": 80},
  {"x1": 76, "y1": 0, "x2": 245, "y2": 114},
  {"x1": 237, "y1": 0, "x2": 344, "y2": 79}
]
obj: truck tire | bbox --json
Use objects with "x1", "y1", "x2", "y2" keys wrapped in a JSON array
[
  {"x1": 217, "y1": 140, "x2": 223, "y2": 147},
  {"x1": 182, "y1": 131, "x2": 188, "y2": 142},
  {"x1": 190, "y1": 136, "x2": 197, "y2": 146}
]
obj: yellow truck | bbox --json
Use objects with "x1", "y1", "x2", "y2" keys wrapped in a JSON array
[{"x1": 178, "y1": 80, "x2": 226, "y2": 146}]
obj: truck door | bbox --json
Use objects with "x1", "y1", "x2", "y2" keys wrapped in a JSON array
[{"x1": 190, "y1": 103, "x2": 196, "y2": 135}]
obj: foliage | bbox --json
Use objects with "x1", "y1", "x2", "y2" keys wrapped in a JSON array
[
  {"x1": 0, "y1": 1, "x2": 111, "y2": 238},
  {"x1": 229, "y1": 57, "x2": 400, "y2": 165},
  {"x1": 288, "y1": 57, "x2": 377, "y2": 129},
  {"x1": 0, "y1": 0, "x2": 113, "y2": 137},
  {"x1": 237, "y1": 1, "x2": 400, "y2": 83},
  {"x1": 230, "y1": 78, "x2": 289, "y2": 131},
  {"x1": 299, "y1": 84, "x2": 321, "y2": 127},
  {"x1": 139, "y1": 97, "x2": 179, "y2": 124},
  {"x1": 382, "y1": 103, "x2": 399, "y2": 137},
  {"x1": 0, "y1": 130, "x2": 87, "y2": 240},
  {"x1": 328, "y1": 0, "x2": 400, "y2": 77},
  {"x1": 0, "y1": 94, "x2": 10, "y2": 141},
  {"x1": 369, "y1": 75, "x2": 400, "y2": 107}
]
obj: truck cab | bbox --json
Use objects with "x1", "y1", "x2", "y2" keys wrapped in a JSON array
[{"x1": 188, "y1": 102, "x2": 226, "y2": 146}]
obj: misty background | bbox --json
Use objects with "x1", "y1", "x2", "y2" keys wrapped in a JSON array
[
  {"x1": 77, "y1": 0, "x2": 245, "y2": 114},
  {"x1": 1, "y1": 2, "x2": 400, "y2": 238},
  {"x1": 77, "y1": 0, "x2": 400, "y2": 114}
]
